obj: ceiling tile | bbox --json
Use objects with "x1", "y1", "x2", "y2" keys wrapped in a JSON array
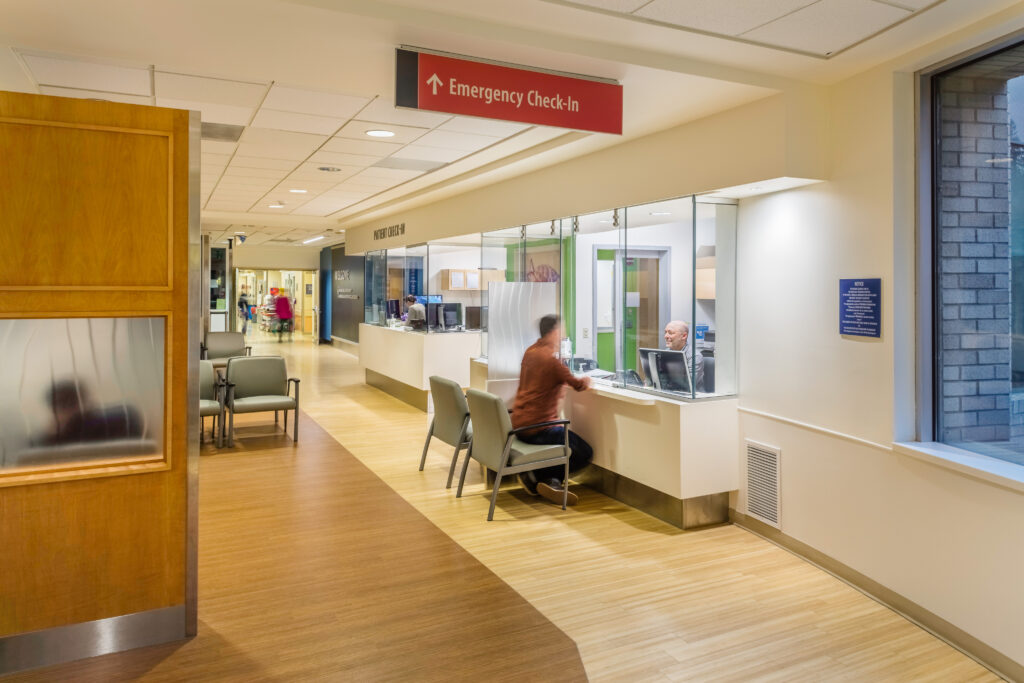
[
  {"x1": 334, "y1": 120, "x2": 429, "y2": 144},
  {"x1": 372, "y1": 157, "x2": 446, "y2": 172},
  {"x1": 414, "y1": 129, "x2": 501, "y2": 152},
  {"x1": 358, "y1": 97, "x2": 452, "y2": 128},
  {"x1": 250, "y1": 108, "x2": 347, "y2": 136},
  {"x1": 237, "y1": 128, "x2": 328, "y2": 160},
  {"x1": 741, "y1": 0, "x2": 910, "y2": 55},
  {"x1": 158, "y1": 99, "x2": 253, "y2": 126},
  {"x1": 286, "y1": 162, "x2": 362, "y2": 181},
  {"x1": 154, "y1": 72, "x2": 266, "y2": 107},
  {"x1": 389, "y1": 144, "x2": 466, "y2": 163},
  {"x1": 881, "y1": 0, "x2": 934, "y2": 8},
  {"x1": 202, "y1": 140, "x2": 238, "y2": 155},
  {"x1": 355, "y1": 167, "x2": 424, "y2": 182},
  {"x1": 438, "y1": 117, "x2": 529, "y2": 137},
  {"x1": 22, "y1": 54, "x2": 151, "y2": 95},
  {"x1": 635, "y1": 0, "x2": 817, "y2": 36},
  {"x1": 293, "y1": 199, "x2": 356, "y2": 217},
  {"x1": 322, "y1": 137, "x2": 404, "y2": 157},
  {"x1": 221, "y1": 166, "x2": 288, "y2": 180},
  {"x1": 338, "y1": 175, "x2": 398, "y2": 189},
  {"x1": 262, "y1": 84, "x2": 370, "y2": 119},
  {"x1": 230, "y1": 156, "x2": 299, "y2": 171},
  {"x1": 309, "y1": 150, "x2": 382, "y2": 167},
  {"x1": 38, "y1": 86, "x2": 153, "y2": 105},
  {"x1": 202, "y1": 153, "x2": 233, "y2": 166},
  {"x1": 562, "y1": 0, "x2": 649, "y2": 11}
]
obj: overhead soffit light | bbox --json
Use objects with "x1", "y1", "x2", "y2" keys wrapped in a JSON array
[
  {"x1": 268, "y1": 201, "x2": 285, "y2": 208},
  {"x1": 366, "y1": 129, "x2": 395, "y2": 138},
  {"x1": 318, "y1": 166, "x2": 342, "y2": 172},
  {"x1": 289, "y1": 188, "x2": 308, "y2": 194},
  {"x1": 649, "y1": 211, "x2": 672, "y2": 216},
  {"x1": 303, "y1": 235, "x2": 324, "y2": 244}
]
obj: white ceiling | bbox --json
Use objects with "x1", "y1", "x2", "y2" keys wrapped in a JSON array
[
  {"x1": 544, "y1": 0, "x2": 939, "y2": 58},
  {"x1": 0, "y1": 0, "x2": 1019, "y2": 246}
]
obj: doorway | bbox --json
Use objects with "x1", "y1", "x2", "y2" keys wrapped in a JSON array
[{"x1": 234, "y1": 268, "x2": 318, "y2": 336}]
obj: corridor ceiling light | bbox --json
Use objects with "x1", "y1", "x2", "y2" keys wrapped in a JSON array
[
  {"x1": 649, "y1": 211, "x2": 672, "y2": 216},
  {"x1": 289, "y1": 188, "x2": 308, "y2": 194},
  {"x1": 268, "y1": 201, "x2": 285, "y2": 208},
  {"x1": 985, "y1": 157, "x2": 1012, "y2": 163},
  {"x1": 318, "y1": 166, "x2": 342, "y2": 172},
  {"x1": 366, "y1": 129, "x2": 395, "y2": 137},
  {"x1": 234, "y1": 231, "x2": 246, "y2": 234},
  {"x1": 303, "y1": 235, "x2": 324, "y2": 244}
]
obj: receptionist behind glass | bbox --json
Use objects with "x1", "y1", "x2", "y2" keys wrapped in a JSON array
[
  {"x1": 405, "y1": 294, "x2": 426, "y2": 330},
  {"x1": 664, "y1": 321, "x2": 704, "y2": 392}
]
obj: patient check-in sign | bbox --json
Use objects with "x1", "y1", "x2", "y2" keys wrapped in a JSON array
[{"x1": 395, "y1": 49, "x2": 623, "y2": 135}]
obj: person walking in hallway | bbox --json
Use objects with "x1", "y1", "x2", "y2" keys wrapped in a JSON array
[
  {"x1": 664, "y1": 320, "x2": 704, "y2": 392},
  {"x1": 275, "y1": 289, "x2": 293, "y2": 342},
  {"x1": 237, "y1": 286, "x2": 250, "y2": 336},
  {"x1": 512, "y1": 314, "x2": 593, "y2": 506}
]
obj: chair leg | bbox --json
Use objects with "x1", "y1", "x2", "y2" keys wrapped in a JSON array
[
  {"x1": 200, "y1": 416, "x2": 205, "y2": 444},
  {"x1": 293, "y1": 395, "x2": 299, "y2": 443},
  {"x1": 275, "y1": 410, "x2": 279, "y2": 425},
  {"x1": 487, "y1": 470, "x2": 503, "y2": 521},
  {"x1": 228, "y1": 409, "x2": 235, "y2": 447},
  {"x1": 284, "y1": 410, "x2": 288, "y2": 433},
  {"x1": 418, "y1": 418, "x2": 435, "y2": 471},
  {"x1": 446, "y1": 442, "x2": 463, "y2": 489},
  {"x1": 563, "y1": 439, "x2": 570, "y2": 510},
  {"x1": 215, "y1": 412, "x2": 222, "y2": 448},
  {"x1": 456, "y1": 441, "x2": 473, "y2": 498}
]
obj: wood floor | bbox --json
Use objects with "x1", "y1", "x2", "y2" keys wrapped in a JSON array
[{"x1": 11, "y1": 332, "x2": 1002, "y2": 681}]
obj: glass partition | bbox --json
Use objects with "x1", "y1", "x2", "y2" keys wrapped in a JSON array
[
  {"x1": 427, "y1": 234, "x2": 481, "y2": 332},
  {"x1": 481, "y1": 226, "x2": 520, "y2": 355},
  {"x1": 363, "y1": 249, "x2": 386, "y2": 324}
]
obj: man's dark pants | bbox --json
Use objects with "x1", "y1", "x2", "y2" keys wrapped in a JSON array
[{"x1": 517, "y1": 425, "x2": 593, "y2": 485}]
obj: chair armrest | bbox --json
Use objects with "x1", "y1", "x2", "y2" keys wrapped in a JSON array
[
  {"x1": 245, "y1": 346, "x2": 252, "y2": 356},
  {"x1": 510, "y1": 419, "x2": 570, "y2": 435},
  {"x1": 288, "y1": 377, "x2": 300, "y2": 398}
]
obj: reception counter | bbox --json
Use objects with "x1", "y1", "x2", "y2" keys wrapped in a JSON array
[
  {"x1": 470, "y1": 356, "x2": 738, "y2": 529},
  {"x1": 360, "y1": 323, "x2": 481, "y2": 410}
]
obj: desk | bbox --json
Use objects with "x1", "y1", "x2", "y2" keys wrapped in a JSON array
[{"x1": 360, "y1": 324, "x2": 480, "y2": 411}]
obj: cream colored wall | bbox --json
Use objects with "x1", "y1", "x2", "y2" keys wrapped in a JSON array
[
  {"x1": 232, "y1": 244, "x2": 321, "y2": 270},
  {"x1": 735, "y1": 63, "x2": 1024, "y2": 666},
  {"x1": 346, "y1": 91, "x2": 829, "y2": 253}
]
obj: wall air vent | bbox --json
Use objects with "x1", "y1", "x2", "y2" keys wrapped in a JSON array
[
  {"x1": 201, "y1": 122, "x2": 244, "y2": 142},
  {"x1": 745, "y1": 440, "x2": 781, "y2": 528}
]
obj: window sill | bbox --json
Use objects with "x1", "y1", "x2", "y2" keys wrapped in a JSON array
[{"x1": 893, "y1": 441, "x2": 1024, "y2": 494}]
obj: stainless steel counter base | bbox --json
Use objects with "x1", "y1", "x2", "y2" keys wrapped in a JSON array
[{"x1": 577, "y1": 464, "x2": 730, "y2": 529}]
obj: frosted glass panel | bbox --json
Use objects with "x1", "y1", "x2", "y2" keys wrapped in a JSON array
[
  {"x1": 487, "y1": 282, "x2": 558, "y2": 400},
  {"x1": 0, "y1": 317, "x2": 165, "y2": 470}
]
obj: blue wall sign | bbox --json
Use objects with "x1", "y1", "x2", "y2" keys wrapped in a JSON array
[
  {"x1": 839, "y1": 278, "x2": 881, "y2": 338},
  {"x1": 695, "y1": 324, "x2": 708, "y2": 341}
]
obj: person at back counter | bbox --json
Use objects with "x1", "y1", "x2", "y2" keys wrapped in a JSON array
[
  {"x1": 405, "y1": 294, "x2": 426, "y2": 330},
  {"x1": 664, "y1": 320, "x2": 704, "y2": 392},
  {"x1": 512, "y1": 314, "x2": 593, "y2": 506}
]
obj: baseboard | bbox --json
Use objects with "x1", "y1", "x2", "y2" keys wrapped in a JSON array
[
  {"x1": 731, "y1": 511, "x2": 1021, "y2": 682},
  {"x1": 365, "y1": 369, "x2": 428, "y2": 411},
  {"x1": 577, "y1": 463, "x2": 729, "y2": 530},
  {"x1": 0, "y1": 605, "x2": 187, "y2": 675}
]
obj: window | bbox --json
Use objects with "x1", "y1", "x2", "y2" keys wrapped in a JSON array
[{"x1": 932, "y1": 41, "x2": 1024, "y2": 466}]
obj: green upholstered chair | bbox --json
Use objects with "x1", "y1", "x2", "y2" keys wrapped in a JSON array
[
  {"x1": 458, "y1": 389, "x2": 571, "y2": 521},
  {"x1": 420, "y1": 376, "x2": 473, "y2": 488},
  {"x1": 224, "y1": 356, "x2": 300, "y2": 446},
  {"x1": 202, "y1": 331, "x2": 252, "y2": 371},
  {"x1": 199, "y1": 360, "x2": 224, "y2": 446}
]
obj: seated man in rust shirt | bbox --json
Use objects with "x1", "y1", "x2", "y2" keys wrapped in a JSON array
[{"x1": 511, "y1": 314, "x2": 593, "y2": 506}]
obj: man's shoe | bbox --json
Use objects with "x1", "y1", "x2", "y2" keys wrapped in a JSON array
[
  {"x1": 518, "y1": 473, "x2": 539, "y2": 496},
  {"x1": 537, "y1": 480, "x2": 578, "y2": 506}
]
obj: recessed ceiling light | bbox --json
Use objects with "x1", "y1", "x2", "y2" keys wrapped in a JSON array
[
  {"x1": 366, "y1": 129, "x2": 395, "y2": 138},
  {"x1": 649, "y1": 211, "x2": 672, "y2": 216},
  {"x1": 985, "y1": 157, "x2": 1012, "y2": 164},
  {"x1": 318, "y1": 166, "x2": 342, "y2": 172},
  {"x1": 598, "y1": 220, "x2": 612, "y2": 224},
  {"x1": 268, "y1": 201, "x2": 285, "y2": 208},
  {"x1": 303, "y1": 235, "x2": 324, "y2": 244},
  {"x1": 234, "y1": 231, "x2": 246, "y2": 235},
  {"x1": 289, "y1": 188, "x2": 308, "y2": 194}
]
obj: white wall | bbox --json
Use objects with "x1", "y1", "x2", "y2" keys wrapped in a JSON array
[
  {"x1": 232, "y1": 244, "x2": 321, "y2": 270},
  {"x1": 735, "y1": 64, "x2": 1024, "y2": 665}
]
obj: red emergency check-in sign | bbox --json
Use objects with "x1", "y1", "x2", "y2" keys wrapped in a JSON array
[{"x1": 395, "y1": 49, "x2": 622, "y2": 135}]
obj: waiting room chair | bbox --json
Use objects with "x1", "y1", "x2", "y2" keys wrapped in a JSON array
[
  {"x1": 420, "y1": 376, "x2": 473, "y2": 488},
  {"x1": 224, "y1": 356, "x2": 300, "y2": 446},
  {"x1": 458, "y1": 389, "x2": 571, "y2": 521},
  {"x1": 199, "y1": 360, "x2": 224, "y2": 447},
  {"x1": 202, "y1": 331, "x2": 252, "y2": 371}
]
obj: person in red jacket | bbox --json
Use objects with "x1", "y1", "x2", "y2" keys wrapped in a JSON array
[
  {"x1": 274, "y1": 289, "x2": 293, "y2": 342},
  {"x1": 511, "y1": 314, "x2": 592, "y2": 506}
]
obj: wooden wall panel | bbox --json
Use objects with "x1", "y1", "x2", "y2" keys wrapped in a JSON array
[{"x1": 0, "y1": 91, "x2": 190, "y2": 637}]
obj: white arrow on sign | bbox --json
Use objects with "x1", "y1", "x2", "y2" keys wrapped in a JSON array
[{"x1": 426, "y1": 73, "x2": 443, "y2": 95}]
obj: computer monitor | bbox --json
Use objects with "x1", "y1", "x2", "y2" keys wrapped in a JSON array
[
  {"x1": 465, "y1": 306, "x2": 481, "y2": 330},
  {"x1": 638, "y1": 348, "x2": 692, "y2": 394},
  {"x1": 386, "y1": 299, "x2": 400, "y2": 319},
  {"x1": 443, "y1": 306, "x2": 459, "y2": 329},
  {"x1": 415, "y1": 294, "x2": 442, "y2": 305},
  {"x1": 426, "y1": 302, "x2": 440, "y2": 329}
]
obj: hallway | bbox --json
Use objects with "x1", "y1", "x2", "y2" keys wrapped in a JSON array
[{"x1": 12, "y1": 337, "x2": 998, "y2": 681}]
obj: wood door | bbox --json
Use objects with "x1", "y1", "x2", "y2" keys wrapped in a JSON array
[{"x1": 0, "y1": 92, "x2": 193, "y2": 643}]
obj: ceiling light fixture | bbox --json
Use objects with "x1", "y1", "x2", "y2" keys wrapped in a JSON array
[
  {"x1": 366, "y1": 129, "x2": 395, "y2": 138},
  {"x1": 289, "y1": 188, "x2": 308, "y2": 194},
  {"x1": 303, "y1": 236, "x2": 324, "y2": 244},
  {"x1": 318, "y1": 166, "x2": 342, "y2": 172},
  {"x1": 598, "y1": 220, "x2": 612, "y2": 224},
  {"x1": 268, "y1": 201, "x2": 285, "y2": 208},
  {"x1": 649, "y1": 211, "x2": 672, "y2": 216},
  {"x1": 234, "y1": 231, "x2": 246, "y2": 235}
]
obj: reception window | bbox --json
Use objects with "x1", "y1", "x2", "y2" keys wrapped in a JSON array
[{"x1": 931, "y1": 40, "x2": 1024, "y2": 465}]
